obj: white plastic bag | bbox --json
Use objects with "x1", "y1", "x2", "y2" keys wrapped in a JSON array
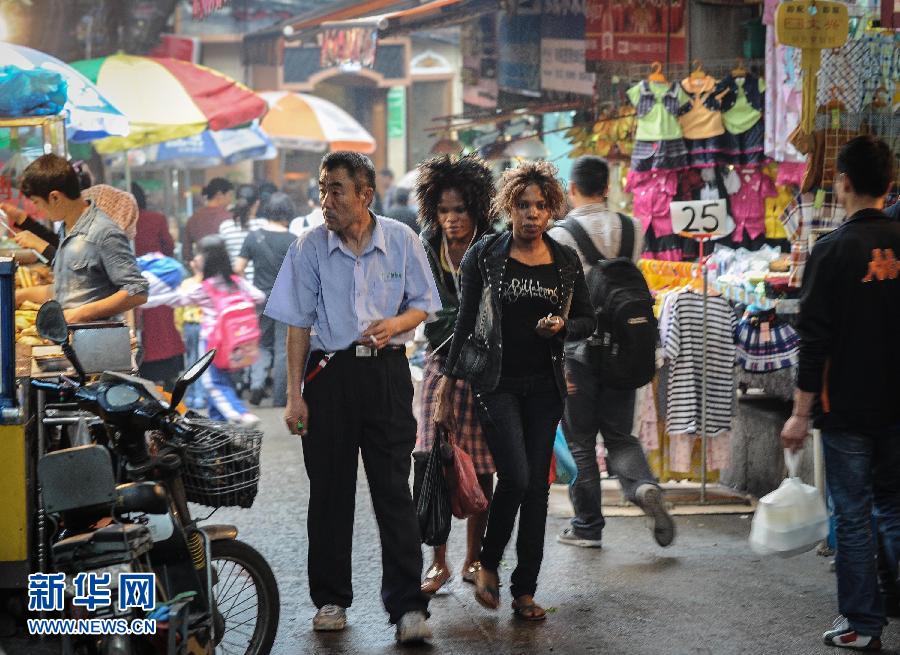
[{"x1": 749, "y1": 449, "x2": 829, "y2": 558}]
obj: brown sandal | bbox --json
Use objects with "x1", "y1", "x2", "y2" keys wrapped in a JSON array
[
  {"x1": 421, "y1": 563, "x2": 451, "y2": 595},
  {"x1": 462, "y1": 561, "x2": 481, "y2": 585},
  {"x1": 474, "y1": 567, "x2": 500, "y2": 610},
  {"x1": 512, "y1": 596, "x2": 546, "y2": 621}
]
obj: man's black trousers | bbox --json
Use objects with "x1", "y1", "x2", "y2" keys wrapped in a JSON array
[{"x1": 302, "y1": 348, "x2": 429, "y2": 623}]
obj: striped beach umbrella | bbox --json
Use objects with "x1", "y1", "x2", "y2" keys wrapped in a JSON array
[
  {"x1": 71, "y1": 54, "x2": 267, "y2": 153},
  {"x1": 259, "y1": 91, "x2": 375, "y2": 154},
  {"x1": 0, "y1": 42, "x2": 129, "y2": 142}
]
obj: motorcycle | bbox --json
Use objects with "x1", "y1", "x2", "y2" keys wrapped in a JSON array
[{"x1": 34, "y1": 300, "x2": 279, "y2": 654}]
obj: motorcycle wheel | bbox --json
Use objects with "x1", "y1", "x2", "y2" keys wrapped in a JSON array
[{"x1": 210, "y1": 539, "x2": 279, "y2": 655}]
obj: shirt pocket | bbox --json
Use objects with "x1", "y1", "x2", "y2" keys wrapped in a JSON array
[
  {"x1": 369, "y1": 271, "x2": 405, "y2": 313},
  {"x1": 66, "y1": 246, "x2": 100, "y2": 276}
]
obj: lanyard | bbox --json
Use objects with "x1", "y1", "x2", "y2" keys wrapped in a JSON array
[
  {"x1": 439, "y1": 231, "x2": 478, "y2": 299},
  {"x1": 439, "y1": 234, "x2": 462, "y2": 299},
  {"x1": 430, "y1": 231, "x2": 478, "y2": 359}
]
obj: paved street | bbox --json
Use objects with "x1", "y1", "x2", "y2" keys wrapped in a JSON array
[
  {"x1": 215, "y1": 408, "x2": 899, "y2": 655},
  {"x1": 4, "y1": 406, "x2": 899, "y2": 654}
]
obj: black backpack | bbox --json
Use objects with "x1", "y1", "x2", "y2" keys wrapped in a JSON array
[{"x1": 558, "y1": 214, "x2": 658, "y2": 390}]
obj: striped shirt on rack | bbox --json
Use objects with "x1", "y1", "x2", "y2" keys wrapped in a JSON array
[{"x1": 663, "y1": 290, "x2": 737, "y2": 436}]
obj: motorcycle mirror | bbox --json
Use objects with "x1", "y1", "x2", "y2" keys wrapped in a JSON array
[
  {"x1": 36, "y1": 300, "x2": 69, "y2": 345},
  {"x1": 169, "y1": 350, "x2": 216, "y2": 411},
  {"x1": 36, "y1": 300, "x2": 88, "y2": 384}
]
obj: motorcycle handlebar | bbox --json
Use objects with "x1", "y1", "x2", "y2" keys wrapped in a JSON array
[{"x1": 31, "y1": 379, "x2": 64, "y2": 393}]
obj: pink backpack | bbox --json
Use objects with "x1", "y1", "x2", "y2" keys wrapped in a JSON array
[{"x1": 202, "y1": 277, "x2": 261, "y2": 371}]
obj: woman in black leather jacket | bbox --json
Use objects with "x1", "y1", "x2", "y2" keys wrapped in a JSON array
[{"x1": 435, "y1": 161, "x2": 594, "y2": 621}]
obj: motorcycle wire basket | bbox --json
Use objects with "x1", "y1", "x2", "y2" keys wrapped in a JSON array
[{"x1": 176, "y1": 418, "x2": 262, "y2": 508}]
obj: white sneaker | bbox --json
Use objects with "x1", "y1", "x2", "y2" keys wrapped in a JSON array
[
  {"x1": 395, "y1": 610, "x2": 432, "y2": 644},
  {"x1": 313, "y1": 605, "x2": 346, "y2": 632},
  {"x1": 822, "y1": 615, "x2": 882, "y2": 650},
  {"x1": 239, "y1": 413, "x2": 261, "y2": 428}
]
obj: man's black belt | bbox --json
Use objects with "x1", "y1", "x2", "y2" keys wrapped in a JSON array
[
  {"x1": 345, "y1": 343, "x2": 405, "y2": 358},
  {"x1": 305, "y1": 344, "x2": 405, "y2": 383}
]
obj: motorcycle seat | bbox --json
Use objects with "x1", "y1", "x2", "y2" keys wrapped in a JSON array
[
  {"x1": 52, "y1": 523, "x2": 153, "y2": 572},
  {"x1": 115, "y1": 482, "x2": 169, "y2": 515}
]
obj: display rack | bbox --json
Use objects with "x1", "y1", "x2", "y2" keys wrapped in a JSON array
[{"x1": 682, "y1": 232, "x2": 715, "y2": 503}]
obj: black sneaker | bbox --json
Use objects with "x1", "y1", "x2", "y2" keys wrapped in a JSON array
[
  {"x1": 556, "y1": 527, "x2": 602, "y2": 548},
  {"x1": 636, "y1": 484, "x2": 676, "y2": 547},
  {"x1": 823, "y1": 616, "x2": 883, "y2": 651},
  {"x1": 248, "y1": 388, "x2": 265, "y2": 406}
]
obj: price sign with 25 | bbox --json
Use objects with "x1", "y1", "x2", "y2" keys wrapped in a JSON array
[{"x1": 670, "y1": 199, "x2": 731, "y2": 236}]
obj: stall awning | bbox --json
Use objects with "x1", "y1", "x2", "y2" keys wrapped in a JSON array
[
  {"x1": 312, "y1": 0, "x2": 497, "y2": 39},
  {"x1": 243, "y1": 0, "x2": 497, "y2": 65}
]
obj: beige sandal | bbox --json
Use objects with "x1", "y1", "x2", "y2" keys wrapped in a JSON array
[
  {"x1": 421, "y1": 563, "x2": 451, "y2": 595},
  {"x1": 462, "y1": 561, "x2": 481, "y2": 585}
]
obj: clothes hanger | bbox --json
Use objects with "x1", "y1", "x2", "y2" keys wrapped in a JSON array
[
  {"x1": 731, "y1": 58, "x2": 747, "y2": 78},
  {"x1": 690, "y1": 59, "x2": 707, "y2": 81},
  {"x1": 648, "y1": 61, "x2": 668, "y2": 83},
  {"x1": 821, "y1": 86, "x2": 846, "y2": 112},
  {"x1": 871, "y1": 86, "x2": 888, "y2": 109}
]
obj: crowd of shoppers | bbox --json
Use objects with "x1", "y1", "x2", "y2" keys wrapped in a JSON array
[{"x1": 33, "y1": 135, "x2": 896, "y2": 651}]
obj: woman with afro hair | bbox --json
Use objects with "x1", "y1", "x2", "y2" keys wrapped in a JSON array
[
  {"x1": 414, "y1": 154, "x2": 497, "y2": 594},
  {"x1": 435, "y1": 161, "x2": 595, "y2": 620}
]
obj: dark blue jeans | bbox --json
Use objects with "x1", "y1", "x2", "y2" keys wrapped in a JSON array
[
  {"x1": 562, "y1": 359, "x2": 659, "y2": 539},
  {"x1": 823, "y1": 423, "x2": 900, "y2": 638},
  {"x1": 474, "y1": 374, "x2": 563, "y2": 599}
]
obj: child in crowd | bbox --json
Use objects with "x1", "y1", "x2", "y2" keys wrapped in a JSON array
[
  {"x1": 146, "y1": 235, "x2": 265, "y2": 425},
  {"x1": 175, "y1": 256, "x2": 206, "y2": 410}
]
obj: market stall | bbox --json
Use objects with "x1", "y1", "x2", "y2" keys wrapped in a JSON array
[
  {"x1": 541, "y1": 0, "x2": 897, "y2": 501},
  {"x1": 0, "y1": 51, "x2": 138, "y2": 591}
]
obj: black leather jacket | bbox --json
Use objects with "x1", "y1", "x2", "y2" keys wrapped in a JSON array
[
  {"x1": 420, "y1": 226, "x2": 494, "y2": 352},
  {"x1": 442, "y1": 231, "x2": 595, "y2": 397}
]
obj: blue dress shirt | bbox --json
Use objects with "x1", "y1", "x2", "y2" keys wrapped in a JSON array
[{"x1": 264, "y1": 214, "x2": 440, "y2": 352}]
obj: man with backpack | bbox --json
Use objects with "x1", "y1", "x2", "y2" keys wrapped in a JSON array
[{"x1": 547, "y1": 156, "x2": 675, "y2": 549}]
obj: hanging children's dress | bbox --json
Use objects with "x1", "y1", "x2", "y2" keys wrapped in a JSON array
[
  {"x1": 627, "y1": 80, "x2": 691, "y2": 172},
  {"x1": 727, "y1": 166, "x2": 778, "y2": 247},
  {"x1": 625, "y1": 168, "x2": 683, "y2": 261},
  {"x1": 734, "y1": 307, "x2": 799, "y2": 373},
  {"x1": 711, "y1": 73, "x2": 766, "y2": 166},
  {"x1": 679, "y1": 74, "x2": 726, "y2": 168}
]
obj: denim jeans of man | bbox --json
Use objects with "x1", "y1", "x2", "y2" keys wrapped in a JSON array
[
  {"x1": 250, "y1": 314, "x2": 288, "y2": 406},
  {"x1": 474, "y1": 374, "x2": 563, "y2": 599},
  {"x1": 823, "y1": 424, "x2": 900, "y2": 638},
  {"x1": 562, "y1": 359, "x2": 659, "y2": 539}
]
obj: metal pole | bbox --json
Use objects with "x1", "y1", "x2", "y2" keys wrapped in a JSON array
[
  {"x1": 185, "y1": 169, "x2": 193, "y2": 218},
  {"x1": 36, "y1": 388, "x2": 48, "y2": 578},
  {"x1": 124, "y1": 150, "x2": 132, "y2": 192},
  {"x1": 700, "y1": 237, "x2": 709, "y2": 504}
]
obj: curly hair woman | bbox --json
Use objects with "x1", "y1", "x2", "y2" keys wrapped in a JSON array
[
  {"x1": 413, "y1": 154, "x2": 497, "y2": 594},
  {"x1": 435, "y1": 160, "x2": 595, "y2": 620}
]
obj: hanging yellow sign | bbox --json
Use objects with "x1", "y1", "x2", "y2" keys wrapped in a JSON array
[
  {"x1": 775, "y1": 0, "x2": 849, "y2": 134},
  {"x1": 776, "y1": 0, "x2": 849, "y2": 49}
]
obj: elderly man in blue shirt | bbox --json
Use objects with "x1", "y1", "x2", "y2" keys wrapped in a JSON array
[{"x1": 265, "y1": 152, "x2": 440, "y2": 644}]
